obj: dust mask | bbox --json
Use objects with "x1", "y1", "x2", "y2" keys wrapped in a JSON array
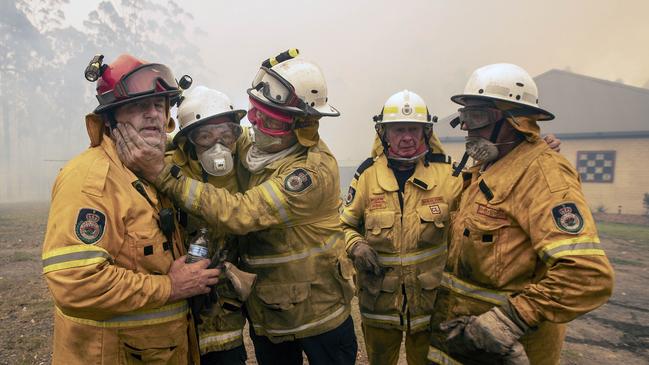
[{"x1": 198, "y1": 143, "x2": 234, "y2": 176}]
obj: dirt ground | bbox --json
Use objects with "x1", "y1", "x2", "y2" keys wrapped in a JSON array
[{"x1": 0, "y1": 203, "x2": 647, "y2": 365}]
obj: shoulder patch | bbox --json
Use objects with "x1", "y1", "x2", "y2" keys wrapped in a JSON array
[
  {"x1": 552, "y1": 202, "x2": 584, "y2": 234},
  {"x1": 75, "y1": 208, "x2": 106, "y2": 244},
  {"x1": 345, "y1": 186, "x2": 356, "y2": 206},
  {"x1": 353, "y1": 157, "x2": 374, "y2": 180},
  {"x1": 284, "y1": 168, "x2": 313, "y2": 193}
]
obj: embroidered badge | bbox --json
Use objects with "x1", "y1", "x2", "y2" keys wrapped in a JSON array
[
  {"x1": 429, "y1": 204, "x2": 441, "y2": 215},
  {"x1": 552, "y1": 202, "x2": 584, "y2": 234},
  {"x1": 75, "y1": 208, "x2": 106, "y2": 244},
  {"x1": 476, "y1": 203, "x2": 507, "y2": 220},
  {"x1": 284, "y1": 168, "x2": 313, "y2": 193},
  {"x1": 369, "y1": 195, "x2": 387, "y2": 210},
  {"x1": 345, "y1": 186, "x2": 356, "y2": 206},
  {"x1": 421, "y1": 197, "x2": 444, "y2": 205}
]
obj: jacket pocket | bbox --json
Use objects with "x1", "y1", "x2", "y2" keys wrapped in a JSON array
[
  {"x1": 416, "y1": 203, "x2": 449, "y2": 248},
  {"x1": 459, "y1": 216, "x2": 510, "y2": 286},
  {"x1": 364, "y1": 211, "x2": 396, "y2": 249},
  {"x1": 118, "y1": 319, "x2": 187, "y2": 364},
  {"x1": 128, "y1": 229, "x2": 174, "y2": 275},
  {"x1": 416, "y1": 271, "x2": 442, "y2": 313},
  {"x1": 362, "y1": 274, "x2": 401, "y2": 313},
  {"x1": 255, "y1": 282, "x2": 312, "y2": 330},
  {"x1": 256, "y1": 282, "x2": 311, "y2": 311},
  {"x1": 335, "y1": 257, "x2": 355, "y2": 303}
]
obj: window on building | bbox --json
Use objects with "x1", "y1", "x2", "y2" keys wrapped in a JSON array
[{"x1": 576, "y1": 151, "x2": 615, "y2": 183}]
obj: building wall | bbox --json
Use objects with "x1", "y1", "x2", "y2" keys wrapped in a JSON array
[{"x1": 440, "y1": 138, "x2": 649, "y2": 215}]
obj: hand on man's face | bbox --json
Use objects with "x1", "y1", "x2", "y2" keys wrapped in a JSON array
[
  {"x1": 114, "y1": 97, "x2": 167, "y2": 148},
  {"x1": 114, "y1": 122, "x2": 166, "y2": 182}
]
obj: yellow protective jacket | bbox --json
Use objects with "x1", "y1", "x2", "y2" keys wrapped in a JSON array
[
  {"x1": 341, "y1": 148, "x2": 462, "y2": 332},
  {"x1": 154, "y1": 137, "x2": 354, "y2": 344},
  {"x1": 165, "y1": 143, "x2": 246, "y2": 354},
  {"x1": 42, "y1": 115, "x2": 197, "y2": 365},
  {"x1": 428, "y1": 139, "x2": 614, "y2": 365}
]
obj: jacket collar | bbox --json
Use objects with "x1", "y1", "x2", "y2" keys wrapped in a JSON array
[
  {"x1": 98, "y1": 134, "x2": 140, "y2": 183},
  {"x1": 376, "y1": 154, "x2": 437, "y2": 192}
]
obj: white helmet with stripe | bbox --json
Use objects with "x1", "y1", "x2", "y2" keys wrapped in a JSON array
[{"x1": 374, "y1": 90, "x2": 434, "y2": 125}]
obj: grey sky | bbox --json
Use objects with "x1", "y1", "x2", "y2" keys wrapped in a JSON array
[{"x1": 64, "y1": 0, "x2": 649, "y2": 164}]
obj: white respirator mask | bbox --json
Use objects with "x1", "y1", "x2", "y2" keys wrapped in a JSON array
[{"x1": 198, "y1": 143, "x2": 234, "y2": 176}]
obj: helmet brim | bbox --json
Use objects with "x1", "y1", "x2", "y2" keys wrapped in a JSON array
[
  {"x1": 451, "y1": 94, "x2": 554, "y2": 121},
  {"x1": 93, "y1": 89, "x2": 181, "y2": 114},
  {"x1": 247, "y1": 88, "x2": 340, "y2": 118},
  {"x1": 172, "y1": 109, "x2": 246, "y2": 146}
]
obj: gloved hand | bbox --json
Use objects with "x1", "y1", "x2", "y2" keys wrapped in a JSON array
[
  {"x1": 349, "y1": 241, "x2": 383, "y2": 276},
  {"x1": 440, "y1": 306, "x2": 530, "y2": 365},
  {"x1": 350, "y1": 241, "x2": 385, "y2": 304}
]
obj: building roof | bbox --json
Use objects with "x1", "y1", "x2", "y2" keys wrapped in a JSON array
[{"x1": 439, "y1": 69, "x2": 649, "y2": 135}]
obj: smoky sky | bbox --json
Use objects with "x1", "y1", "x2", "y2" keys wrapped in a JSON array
[
  {"x1": 3, "y1": 0, "x2": 648, "y2": 202},
  {"x1": 169, "y1": 0, "x2": 649, "y2": 163}
]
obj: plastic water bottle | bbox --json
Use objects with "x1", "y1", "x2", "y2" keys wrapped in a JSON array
[{"x1": 185, "y1": 228, "x2": 210, "y2": 263}]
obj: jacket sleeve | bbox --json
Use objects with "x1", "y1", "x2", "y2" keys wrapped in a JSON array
[
  {"x1": 340, "y1": 172, "x2": 367, "y2": 255},
  {"x1": 42, "y1": 166, "x2": 171, "y2": 321},
  {"x1": 154, "y1": 163, "x2": 326, "y2": 235},
  {"x1": 510, "y1": 153, "x2": 614, "y2": 327}
]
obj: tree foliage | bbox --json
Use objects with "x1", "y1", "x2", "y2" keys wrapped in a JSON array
[{"x1": 0, "y1": 0, "x2": 204, "y2": 201}]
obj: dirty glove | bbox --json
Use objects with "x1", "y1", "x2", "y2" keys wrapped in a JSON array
[
  {"x1": 349, "y1": 241, "x2": 383, "y2": 276},
  {"x1": 350, "y1": 241, "x2": 385, "y2": 301},
  {"x1": 440, "y1": 306, "x2": 530, "y2": 365}
]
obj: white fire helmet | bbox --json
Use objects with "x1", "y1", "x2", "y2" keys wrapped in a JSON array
[
  {"x1": 374, "y1": 89, "x2": 434, "y2": 125},
  {"x1": 451, "y1": 63, "x2": 554, "y2": 121},
  {"x1": 173, "y1": 85, "x2": 246, "y2": 146},
  {"x1": 247, "y1": 49, "x2": 339, "y2": 118}
]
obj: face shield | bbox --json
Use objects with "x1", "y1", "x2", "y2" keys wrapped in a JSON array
[
  {"x1": 249, "y1": 67, "x2": 303, "y2": 108},
  {"x1": 457, "y1": 106, "x2": 503, "y2": 130},
  {"x1": 97, "y1": 63, "x2": 178, "y2": 106},
  {"x1": 188, "y1": 121, "x2": 242, "y2": 151}
]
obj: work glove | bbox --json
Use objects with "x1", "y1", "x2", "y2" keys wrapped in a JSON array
[
  {"x1": 440, "y1": 306, "x2": 530, "y2": 365},
  {"x1": 349, "y1": 241, "x2": 383, "y2": 276},
  {"x1": 349, "y1": 241, "x2": 385, "y2": 301}
]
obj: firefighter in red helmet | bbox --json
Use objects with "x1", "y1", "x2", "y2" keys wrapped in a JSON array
[{"x1": 41, "y1": 54, "x2": 218, "y2": 364}]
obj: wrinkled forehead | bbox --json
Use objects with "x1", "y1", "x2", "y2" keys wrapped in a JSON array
[{"x1": 385, "y1": 122, "x2": 425, "y2": 132}]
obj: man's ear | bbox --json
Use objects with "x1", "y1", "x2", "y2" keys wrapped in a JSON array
[{"x1": 166, "y1": 117, "x2": 176, "y2": 133}]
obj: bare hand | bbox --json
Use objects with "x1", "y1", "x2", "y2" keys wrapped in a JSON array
[
  {"x1": 167, "y1": 256, "x2": 220, "y2": 303},
  {"x1": 114, "y1": 123, "x2": 166, "y2": 182},
  {"x1": 543, "y1": 134, "x2": 561, "y2": 153}
]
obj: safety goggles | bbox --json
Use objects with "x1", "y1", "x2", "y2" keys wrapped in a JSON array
[
  {"x1": 188, "y1": 122, "x2": 242, "y2": 149},
  {"x1": 248, "y1": 97, "x2": 296, "y2": 137},
  {"x1": 249, "y1": 67, "x2": 303, "y2": 108},
  {"x1": 457, "y1": 106, "x2": 502, "y2": 130},
  {"x1": 99, "y1": 64, "x2": 178, "y2": 105}
]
